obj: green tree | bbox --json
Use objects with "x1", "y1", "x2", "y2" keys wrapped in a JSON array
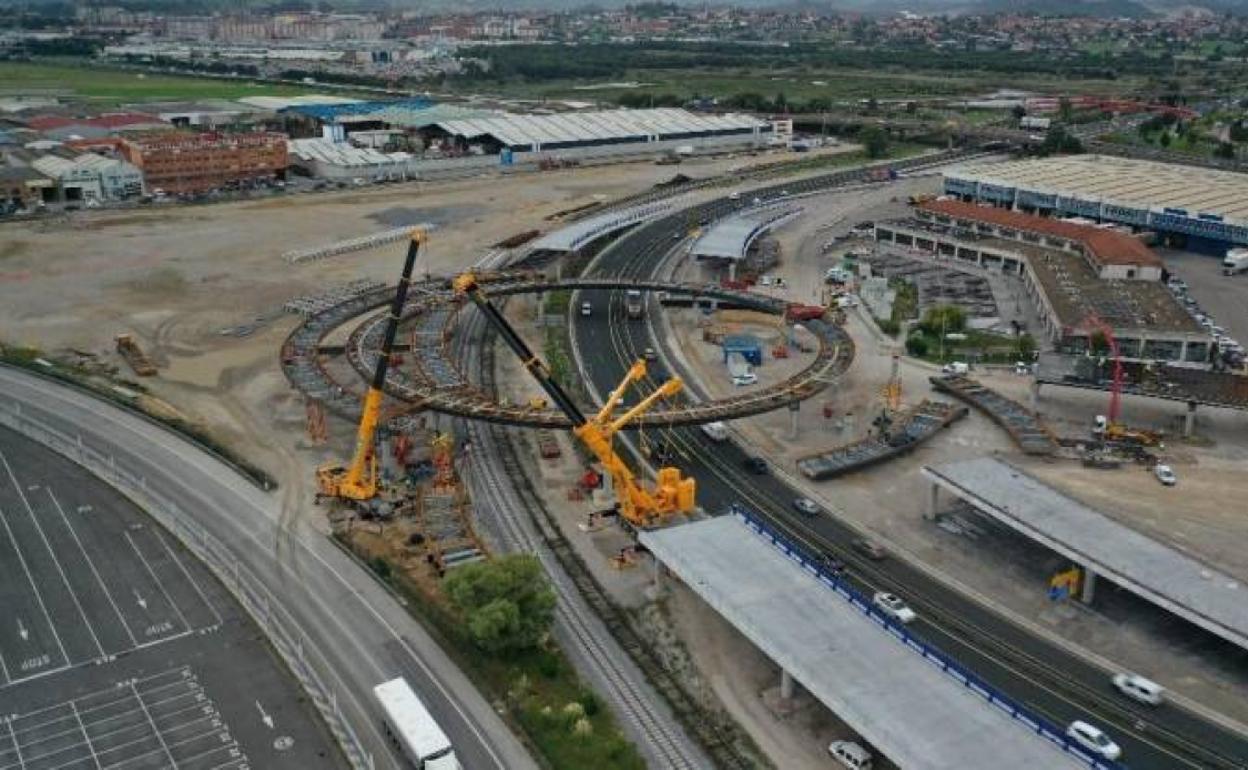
[
  {"x1": 905, "y1": 334, "x2": 929, "y2": 357},
  {"x1": 1215, "y1": 142, "x2": 1236, "y2": 160},
  {"x1": 444, "y1": 555, "x2": 556, "y2": 654},
  {"x1": 920, "y1": 304, "x2": 967, "y2": 336},
  {"x1": 1159, "y1": 131, "x2": 1172, "y2": 148},
  {"x1": 860, "y1": 125, "x2": 889, "y2": 159}
]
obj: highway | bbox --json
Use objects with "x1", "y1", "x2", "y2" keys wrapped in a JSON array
[
  {"x1": 569, "y1": 166, "x2": 1248, "y2": 769},
  {"x1": 0, "y1": 365, "x2": 538, "y2": 770}
]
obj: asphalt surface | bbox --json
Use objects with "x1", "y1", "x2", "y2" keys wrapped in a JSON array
[
  {"x1": 0, "y1": 367, "x2": 538, "y2": 770},
  {"x1": 0, "y1": 426, "x2": 342, "y2": 770},
  {"x1": 571, "y1": 169, "x2": 1248, "y2": 770}
]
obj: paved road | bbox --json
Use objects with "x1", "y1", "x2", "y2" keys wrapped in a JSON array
[
  {"x1": 570, "y1": 174, "x2": 1248, "y2": 769},
  {"x1": 0, "y1": 426, "x2": 344, "y2": 770},
  {"x1": 0, "y1": 365, "x2": 538, "y2": 770}
]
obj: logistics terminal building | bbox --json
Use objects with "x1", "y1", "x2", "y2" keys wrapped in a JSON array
[{"x1": 943, "y1": 155, "x2": 1248, "y2": 252}]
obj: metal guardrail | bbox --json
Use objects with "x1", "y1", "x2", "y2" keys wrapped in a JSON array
[
  {"x1": 730, "y1": 503, "x2": 1124, "y2": 770},
  {"x1": 0, "y1": 400, "x2": 376, "y2": 770}
]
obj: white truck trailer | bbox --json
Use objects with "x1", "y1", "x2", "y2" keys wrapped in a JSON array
[
  {"x1": 374, "y1": 678, "x2": 461, "y2": 769},
  {"x1": 1223, "y1": 248, "x2": 1248, "y2": 275}
]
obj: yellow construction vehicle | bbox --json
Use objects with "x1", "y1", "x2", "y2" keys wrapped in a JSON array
[
  {"x1": 316, "y1": 229, "x2": 427, "y2": 508},
  {"x1": 453, "y1": 272, "x2": 695, "y2": 528}
]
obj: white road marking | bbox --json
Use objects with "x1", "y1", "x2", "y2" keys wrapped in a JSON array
[
  {"x1": 156, "y1": 531, "x2": 223, "y2": 627},
  {"x1": 254, "y1": 701, "x2": 274, "y2": 730},
  {"x1": 47, "y1": 488, "x2": 140, "y2": 647},
  {"x1": 123, "y1": 532, "x2": 191, "y2": 634},
  {"x1": 5, "y1": 717, "x2": 27, "y2": 770},
  {"x1": 1, "y1": 373, "x2": 512, "y2": 770},
  {"x1": 70, "y1": 701, "x2": 103, "y2": 770},
  {"x1": 0, "y1": 500, "x2": 69, "y2": 669},
  {"x1": 16, "y1": 619, "x2": 27, "y2": 642},
  {"x1": 0, "y1": 650, "x2": 10, "y2": 683},
  {"x1": 132, "y1": 590, "x2": 147, "y2": 612},
  {"x1": 128, "y1": 681, "x2": 178, "y2": 769},
  {"x1": 0, "y1": 451, "x2": 107, "y2": 660}
]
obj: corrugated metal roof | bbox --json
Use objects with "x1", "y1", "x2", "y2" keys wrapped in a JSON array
[{"x1": 436, "y1": 108, "x2": 764, "y2": 149}]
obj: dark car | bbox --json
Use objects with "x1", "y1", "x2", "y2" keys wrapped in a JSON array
[
  {"x1": 743, "y1": 456, "x2": 768, "y2": 475},
  {"x1": 852, "y1": 537, "x2": 887, "y2": 560},
  {"x1": 817, "y1": 552, "x2": 846, "y2": 575}
]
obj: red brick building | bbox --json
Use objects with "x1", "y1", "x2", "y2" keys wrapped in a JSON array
[{"x1": 119, "y1": 131, "x2": 287, "y2": 194}]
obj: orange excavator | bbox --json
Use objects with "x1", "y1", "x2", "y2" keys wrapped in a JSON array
[
  {"x1": 316, "y1": 229, "x2": 426, "y2": 509},
  {"x1": 452, "y1": 271, "x2": 696, "y2": 528}
]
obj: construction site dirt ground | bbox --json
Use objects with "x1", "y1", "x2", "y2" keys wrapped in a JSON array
[{"x1": 651, "y1": 183, "x2": 1248, "y2": 729}]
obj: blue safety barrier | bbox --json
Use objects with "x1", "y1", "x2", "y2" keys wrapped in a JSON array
[{"x1": 729, "y1": 504, "x2": 1127, "y2": 770}]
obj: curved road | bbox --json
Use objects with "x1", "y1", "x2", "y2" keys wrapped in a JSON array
[
  {"x1": 0, "y1": 365, "x2": 537, "y2": 770},
  {"x1": 571, "y1": 173, "x2": 1248, "y2": 769}
]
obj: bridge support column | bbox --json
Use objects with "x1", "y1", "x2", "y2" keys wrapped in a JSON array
[
  {"x1": 788, "y1": 401, "x2": 801, "y2": 440},
  {"x1": 927, "y1": 482, "x2": 940, "y2": 518},
  {"x1": 1184, "y1": 401, "x2": 1197, "y2": 438},
  {"x1": 1080, "y1": 568, "x2": 1097, "y2": 605},
  {"x1": 728, "y1": 262, "x2": 737, "y2": 282},
  {"x1": 780, "y1": 668, "x2": 795, "y2": 700},
  {"x1": 1030, "y1": 380, "x2": 1041, "y2": 412}
]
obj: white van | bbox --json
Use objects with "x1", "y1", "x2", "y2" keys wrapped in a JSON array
[
  {"x1": 701, "y1": 421, "x2": 729, "y2": 442},
  {"x1": 1112, "y1": 673, "x2": 1165, "y2": 706},
  {"x1": 828, "y1": 740, "x2": 873, "y2": 770},
  {"x1": 941, "y1": 361, "x2": 969, "y2": 375}
]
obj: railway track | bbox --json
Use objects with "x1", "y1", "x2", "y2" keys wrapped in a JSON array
[{"x1": 451, "y1": 251, "x2": 717, "y2": 770}]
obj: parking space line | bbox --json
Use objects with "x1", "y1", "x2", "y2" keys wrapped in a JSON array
[
  {"x1": 0, "y1": 663, "x2": 73, "y2": 692},
  {"x1": 127, "y1": 682, "x2": 177, "y2": 769},
  {"x1": 4, "y1": 720, "x2": 26, "y2": 770},
  {"x1": 204, "y1": 758, "x2": 247, "y2": 770},
  {"x1": 156, "y1": 532, "x2": 223, "y2": 628},
  {"x1": 0, "y1": 501, "x2": 69, "y2": 669},
  {"x1": 70, "y1": 702, "x2": 102, "y2": 770},
  {"x1": 0, "y1": 452, "x2": 106, "y2": 660},
  {"x1": 0, "y1": 650, "x2": 10, "y2": 684},
  {"x1": 123, "y1": 531, "x2": 192, "y2": 635},
  {"x1": 46, "y1": 489, "x2": 140, "y2": 648}
]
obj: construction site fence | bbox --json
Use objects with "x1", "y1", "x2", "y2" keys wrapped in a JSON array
[
  {"x1": 0, "y1": 400, "x2": 378, "y2": 770},
  {"x1": 730, "y1": 504, "x2": 1124, "y2": 770}
]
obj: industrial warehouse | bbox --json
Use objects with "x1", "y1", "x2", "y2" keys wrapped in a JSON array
[
  {"x1": 943, "y1": 155, "x2": 1248, "y2": 251},
  {"x1": 286, "y1": 101, "x2": 774, "y2": 178}
]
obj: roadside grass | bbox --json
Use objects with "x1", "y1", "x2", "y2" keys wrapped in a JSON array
[
  {"x1": 0, "y1": 60, "x2": 314, "y2": 104},
  {"x1": 347, "y1": 541, "x2": 647, "y2": 770}
]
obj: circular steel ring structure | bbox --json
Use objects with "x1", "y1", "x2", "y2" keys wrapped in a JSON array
[{"x1": 281, "y1": 274, "x2": 855, "y2": 428}]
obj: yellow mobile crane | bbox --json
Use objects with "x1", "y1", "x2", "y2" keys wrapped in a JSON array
[
  {"x1": 453, "y1": 272, "x2": 696, "y2": 528},
  {"x1": 316, "y1": 229, "x2": 427, "y2": 508}
]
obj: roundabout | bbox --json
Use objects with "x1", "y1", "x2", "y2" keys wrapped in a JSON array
[{"x1": 281, "y1": 274, "x2": 856, "y2": 428}]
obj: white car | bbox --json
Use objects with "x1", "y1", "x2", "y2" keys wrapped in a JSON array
[
  {"x1": 1112, "y1": 673, "x2": 1165, "y2": 706},
  {"x1": 580, "y1": 301, "x2": 593, "y2": 317},
  {"x1": 1154, "y1": 464, "x2": 1177, "y2": 486},
  {"x1": 732, "y1": 373, "x2": 758, "y2": 386},
  {"x1": 872, "y1": 592, "x2": 917, "y2": 624},
  {"x1": 1066, "y1": 720, "x2": 1122, "y2": 760}
]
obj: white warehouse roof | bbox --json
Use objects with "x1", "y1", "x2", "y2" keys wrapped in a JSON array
[{"x1": 435, "y1": 107, "x2": 765, "y2": 149}]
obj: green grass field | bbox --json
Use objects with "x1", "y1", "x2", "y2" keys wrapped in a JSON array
[
  {"x1": 0, "y1": 60, "x2": 318, "y2": 105},
  {"x1": 474, "y1": 66, "x2": 1142, "y2": 106}
]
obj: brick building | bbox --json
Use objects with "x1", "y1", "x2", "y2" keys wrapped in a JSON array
[{"x1": 120, "y1": 131, "x2": 288, "y2": 194}]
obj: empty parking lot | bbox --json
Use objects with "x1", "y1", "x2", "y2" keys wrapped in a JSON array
[{"x1": 0, "y1": 427, "x2": 344, "y2": 770}]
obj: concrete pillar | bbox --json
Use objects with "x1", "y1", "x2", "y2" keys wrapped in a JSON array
[
  {"x1": 1030, "y1": 380, "x2": 1041, "y2": 411},
  {"x1": 728, "y1": 261, "x2": 737, "y2": 281},
  {"x1": 651, "y1": 560, "x2": 664, "y2": 593},
  {"x1": 928, "y1": 483, "x2": 940, "y2": 518},
  {"x1": 780, "y1": 669, "x2": 795, "y2": 700},
  {"x1": 1080, "y1": 568, "x2": 1097, "y2": 605},
  {"x1": 1184, "y1": 401, "x2": 1197, "y2": 438},
  {"x1": 788, "y1": 401, "x2": 801, "y2": 440}
]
